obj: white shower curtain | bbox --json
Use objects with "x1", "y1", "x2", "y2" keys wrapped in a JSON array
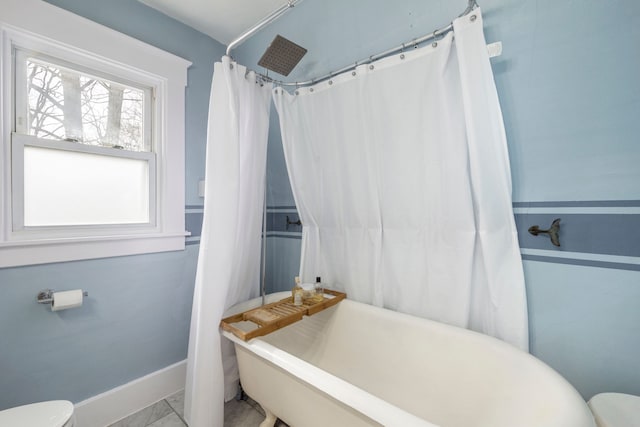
[
  {"x1": 185, "y1": 56, "x2": 272, "y2": 427},
  {"x1": 273, "y1": 9, "x2": 528, "y2": 350}
]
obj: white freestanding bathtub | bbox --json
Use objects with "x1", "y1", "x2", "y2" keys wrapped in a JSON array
[{"x1": 222, "y1": 292, "x2": 595, "y2": 427}]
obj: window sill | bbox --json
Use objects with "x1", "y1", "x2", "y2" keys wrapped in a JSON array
[{"x1": 0, "y1": 232, "x2": 189, "y2": 267}]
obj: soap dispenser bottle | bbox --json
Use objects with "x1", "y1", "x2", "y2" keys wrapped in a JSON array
[
  {"x1": 314, "y1": 276, "x2": 324, "y2": 302},
  {"x1": 292, "y1": 276, "x2": 303, "y2": 306}
]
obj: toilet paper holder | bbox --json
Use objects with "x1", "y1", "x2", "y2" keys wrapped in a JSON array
[{"x1": 36, "y1": 289, "x2": 88, "y2": 305}]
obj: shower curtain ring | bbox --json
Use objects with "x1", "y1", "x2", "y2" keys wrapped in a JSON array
[
  {"x1": 328, "y1": 72, "x2": 334, "y2": 85},
  {"x1": 432, "y1": 30, "x2": 439, "y2": 48}
]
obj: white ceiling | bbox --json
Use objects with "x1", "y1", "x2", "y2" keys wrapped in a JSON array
[{"x1": 138, "y1": 0, "x2": 290, "y2": 46}]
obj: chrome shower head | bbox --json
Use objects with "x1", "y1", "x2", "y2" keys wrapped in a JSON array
[{"x1": 258, "y1": 34, "x2": 307, "y2": 77}]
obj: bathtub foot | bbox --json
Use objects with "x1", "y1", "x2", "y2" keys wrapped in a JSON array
[{"x1": 258, "y1": 406, "x2": 277, "y2": 427}]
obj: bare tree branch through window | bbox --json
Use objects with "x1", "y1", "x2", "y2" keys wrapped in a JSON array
[{"x1": 27, "y1": 59, "x2": 147, "y2": 152}]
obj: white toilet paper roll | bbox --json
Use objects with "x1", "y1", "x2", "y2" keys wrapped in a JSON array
[{"x1": 51, "y1": 290, "x2": 84, "y2": 312}]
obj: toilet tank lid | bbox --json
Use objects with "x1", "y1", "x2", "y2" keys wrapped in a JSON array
[
  {"x1": 589, "y1": 393, "x2": 640, "y2": 427},
  {"x1": 0, "y1": 400, "x2": 73, "y2": 427}
]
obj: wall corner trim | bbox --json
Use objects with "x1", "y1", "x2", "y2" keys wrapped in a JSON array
[{"x1": 73, "y1": 359, "x2": 187, "y2": 427}]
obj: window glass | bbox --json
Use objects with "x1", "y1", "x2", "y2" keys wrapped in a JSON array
[
  {"x1": 12, "y1": 50, "x2": 155, "y2": 230},
  {"x1": 22, "y1": 145, "x2": 150, "y2": 226},
  {"x1": 25, "y1": 57, "x2": 149, "y2": 152}
]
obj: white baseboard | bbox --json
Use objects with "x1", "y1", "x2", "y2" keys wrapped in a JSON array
[{"x1": 74, "y1": 359, "x2": 187, "y2": 427}]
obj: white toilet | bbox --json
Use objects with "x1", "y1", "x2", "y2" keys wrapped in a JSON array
[
  {"x1": 589, "y1": 393, "x2": 640, "y2": 427},
  {"x1": 0, "y1": 400, "x2": 75, "y2": 427}
]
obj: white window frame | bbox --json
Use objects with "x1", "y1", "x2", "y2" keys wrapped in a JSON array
[{"x1": 0, "y1": 0, "x2": 191, "y2": 267}]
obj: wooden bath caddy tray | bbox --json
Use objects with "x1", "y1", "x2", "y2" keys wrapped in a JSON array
[{"x1": 220, "y1": 289, "x2": 346, "y2": 341}]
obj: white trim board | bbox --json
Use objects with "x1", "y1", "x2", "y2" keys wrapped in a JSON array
[
  {"x1": 520, "y1": 248, "x2": 640, "y2": 266},
  {"x1": 74, "y1": 360, "x2": 186, "y2": 427},
  {"x1": 513, "y1": 206, "x2": 640, "y2": 214}
]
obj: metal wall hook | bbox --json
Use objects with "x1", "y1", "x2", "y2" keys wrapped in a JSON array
[
  {"x1": 528, "y1": 218, "x2": 561, "y2": 247},
  {"x1": 285, "y1": 215, "x2": 302, "y2": 231}
]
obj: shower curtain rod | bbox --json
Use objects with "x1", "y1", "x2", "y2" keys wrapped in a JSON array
[
  {"x1": 226, "y1": 0, "x2": 304, "y2": 56},
  {"x1": 226, "y1": 0, "x2": 479, "y2": 88}
]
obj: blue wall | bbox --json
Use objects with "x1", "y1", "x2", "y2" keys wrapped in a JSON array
[
  {"x1": 0, "y1": 0, "x2": 224, "y2": 409},
  {"x1": 0, "y1": 249, "x2": 198, "y2": 408},
  {"x1": 234, "y1": 0, "x2": 640, "y2": 399}
]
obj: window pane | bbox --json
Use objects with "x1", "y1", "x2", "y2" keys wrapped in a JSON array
[
  {"x1": 26, "y1": 58, "x2": 148, "y2": 151},
  {"x1": 23, "y1": 146, "x2": 150, "y2": 226}
]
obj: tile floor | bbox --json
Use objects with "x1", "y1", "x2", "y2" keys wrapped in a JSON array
[{"x1": 107, "y1": 389, "x2": 289, "y2": 427}]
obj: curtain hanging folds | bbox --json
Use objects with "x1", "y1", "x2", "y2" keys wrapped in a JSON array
[
  {"x1": 185, "y1": 56, "x2": 272, "y2": 427},
  {"x1": 186, "y1": 6, "x2": 527, "y2": 425},
  {"x1": 273, "y1": 8, "x2": 528, "y2": 350}
]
